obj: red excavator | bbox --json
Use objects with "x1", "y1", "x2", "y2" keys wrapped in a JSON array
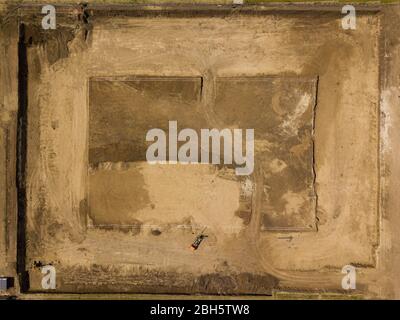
[{"x1": 190, "y1": 227, "x2": 208, "y2": 251}]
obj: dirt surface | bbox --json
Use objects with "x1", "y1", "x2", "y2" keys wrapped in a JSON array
[
  {"x1": 19, "y1": 10, "x2": 379, "y2": 294},
  {"x1": 215, "y1": 77, "x2": 317, "y2": 230},
  {"x1": 1, "y1": 2, "x2": 400, "y2": 299}
]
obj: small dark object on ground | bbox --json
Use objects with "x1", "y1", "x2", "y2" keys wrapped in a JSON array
[{"x1": 190, "y1": 227, "x2": 208, "y2": 251}]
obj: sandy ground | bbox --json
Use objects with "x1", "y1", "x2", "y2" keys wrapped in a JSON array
[{"x1": 2, "y1": 2, "x2": 400, "y2": 298}]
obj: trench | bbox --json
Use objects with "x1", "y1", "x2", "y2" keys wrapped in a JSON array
[{"x1": 16, "y1": 23, "x2": 29, "y2": 292}]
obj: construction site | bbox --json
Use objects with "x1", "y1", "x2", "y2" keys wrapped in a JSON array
[{"x1": 1, "y1": 0, "x2": 400, "y2": 300}]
